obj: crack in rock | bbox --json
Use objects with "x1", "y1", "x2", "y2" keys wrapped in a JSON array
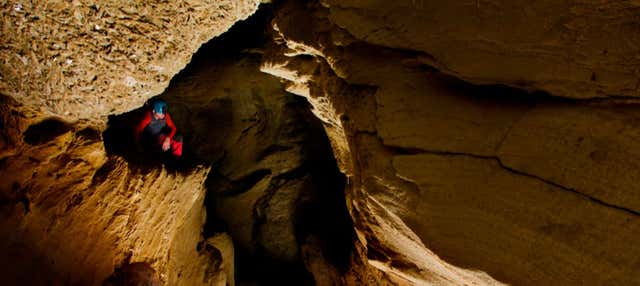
[{"x1": 389, "y1": 146, "x2": 640, "y2": 216}]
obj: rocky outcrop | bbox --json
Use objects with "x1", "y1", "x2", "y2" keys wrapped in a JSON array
[
  {"x1": 0, "y1": 0, "x2": 261, "y2": 121},
  {"x1": 0, "y1": 95, "x2": 230, "y2": 285},
  {"x1": 262, "y1": 1, "x2": 640, "y2": 285}
]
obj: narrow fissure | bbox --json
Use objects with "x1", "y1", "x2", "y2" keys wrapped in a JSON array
[{"x1": 388, "y1": 145, "x2": 640, "y2": 216}]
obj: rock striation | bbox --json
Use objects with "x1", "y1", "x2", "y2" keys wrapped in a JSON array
[
  {"x1": 262, "y1": 1, "x2": 640, "y2": 285},
  {"x1": 1, "y1": 0, "x2": 640, "y2": 285},
  {"x1": 0, "y1": 95, "x2": 231, "y2": 285},
  {"x1": 320, "y1": 0, "x2": 640, "y2": 99}
]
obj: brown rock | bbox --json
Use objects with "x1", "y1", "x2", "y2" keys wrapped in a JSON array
[
  {"x1": 498, "y1": 104, "x2": 640, "y2": 212},
  {"x1": 0, "y1": 1, "x2": 261, "y2": 122},
  {"x1": 321, "y1": 0, "x2": 640, "y2": 99},
  {"x1": 262, "y1": 1, "x2": 640, "y2": 284},
  {"x1": 3, "y1": 0, "x2": 640, "y2": 285},
  {"x1": 393, "y1": 153, "x2": 639, "y2": 285},
  {"x1": 0, "y1": 98, "x2": 222, "y2": 285}
]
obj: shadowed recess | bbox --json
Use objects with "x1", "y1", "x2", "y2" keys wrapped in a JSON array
[
  {"x1": 102, "y1": 262, "x2": 160, "y2": 286},
  {"x1": 23, "y1": 118, "x2": 73, "y2": 145}
]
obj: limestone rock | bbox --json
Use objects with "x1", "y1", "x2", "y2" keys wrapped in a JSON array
[
  {"x1": 0, "y1": 0, "x2": 261, "y2": 122},
  {"x1": 393, "y1": 153, "x2": 638, "y2": 285},
  {"x1": 498, "y1": 104, "x2": 640, "y2": 212},
  {"x1": 1, "y1": 2, "x2": 353, "y2": 285},
  {"x1": 3, "y1": 0, "x2": 640, "y2": 285},
  {"x1": 262, "y1": 1, "x2": 640, "y2": 284},
  {"x1": 0, "y1": 97, "x2": 225, "y2": 285}
]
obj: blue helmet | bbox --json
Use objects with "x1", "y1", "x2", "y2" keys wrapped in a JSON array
[{"x1": 152, "y1": 99, "x2": 168, "y2": 114}]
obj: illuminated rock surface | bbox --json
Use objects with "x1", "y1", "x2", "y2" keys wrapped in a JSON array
[
  {"x1": 0, "y1": 1, "x2": 261, "y2": 121},
  {"x1": 1, "y1": 1, "x2": 639, "y2": 285},
  {"x1": 262, "y1": 1, "x2": 640, "y2": 285},
  {"x1": 0, "y1": 96, "x2": 224, "y2": 285}
]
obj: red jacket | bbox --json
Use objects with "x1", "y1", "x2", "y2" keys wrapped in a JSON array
[{"x1": 134, "y1": 110, "x2": 177, "y2": 141}]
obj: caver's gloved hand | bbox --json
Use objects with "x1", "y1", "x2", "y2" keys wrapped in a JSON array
[{"x1": 162, "y1": 137, "x2": 171, "y2": 151}]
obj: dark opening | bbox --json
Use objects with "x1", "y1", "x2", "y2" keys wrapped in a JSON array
[
  {"x1": 23, "y1": 118, "x2": 73, "y2": 145},
  {"x1": 293, "y1": 105, "x2": 355, "y2": 274},
  {"x1": 102, "y1": 262, "x2": 160, "y2": 286},
  {"x1": 101, "y1": 3, "x2": 354, "y2": 284}
]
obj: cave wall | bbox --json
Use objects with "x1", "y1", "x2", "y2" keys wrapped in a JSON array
[
  {"x1": 162, "y1": 51, "x2": 317, "y2": 284},
  {"x1": 0, "y1": 1, "x2": 264, "y2": 285},
  {"x1": 0, "y1": 95, "x2": 231, "y2": 285},
  {"x1": 262, "y1": 1, "x2": 640, "y2": 285},
  {"x1": 0, "y1": 0, "x2": 261, "y2": 121},
  {"x1": 1, "y1": 0, "x2": 639, "y2": 285},
  {"x1": 321, "y1": 0, "x2": 640, "y2": 99},
  {"x1": 1, "y1": 2, "x2": 356, "y2": 284}
]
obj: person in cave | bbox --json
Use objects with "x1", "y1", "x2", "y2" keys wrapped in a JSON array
[{"x1": 133, "y1": 99, "x2": 183, "y2": 158}]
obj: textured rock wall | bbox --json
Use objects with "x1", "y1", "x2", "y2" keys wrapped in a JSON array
[
  {"x1": 165, "y1": 52, "x2": 318, "y2": 283},
  {"x1": 0, "y1": 95, "x2": 230, "y2": 285},
  {"x1": 262, "y1": 1, "x2": 640, "y2": 285},
  {"x1": 321, "y1": 0, "x2": 640, "y2": 99},
  {"x1": 0, "y1": 2, "x2": 263, "y2": 285},
  {"x1": 0, "y1": 0, "x2": 261, "y2": 121},
  {"x1": 3, "y1": 0, "x2": 640, "y2": 285},
  {"x1": 0, "y1": 2, "x2": 360, "y2": 284}
]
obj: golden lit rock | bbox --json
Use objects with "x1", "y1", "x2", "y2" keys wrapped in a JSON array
[
  {"x1": 1, "y1": 0, "x2": 639, "y2": 285},
  {"x1": 0, "y1": 1, "x2": 261, "y2": 121}
]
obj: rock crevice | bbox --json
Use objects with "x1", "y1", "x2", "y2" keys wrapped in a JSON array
[{"x1": 389, "y1": 145, "x2": 640, "y2": 216}]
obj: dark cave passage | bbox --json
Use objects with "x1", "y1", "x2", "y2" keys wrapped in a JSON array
[{"x1": 102, "y1": 4, "x2": 354, "y2": 285}]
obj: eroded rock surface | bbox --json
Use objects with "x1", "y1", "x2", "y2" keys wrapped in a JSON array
[
  {"x1": 0, "y1": 3, "x2": 268, "y2": 284},
  {"x1": 0, "y1": 0, "x2": 261, "y2": 121},
  {"x1": 262, "y1": 1, "x2": 640, "y2": 285},
  {"x1": 321, "y1": 0, "x2": 640, "y2": 99},
  {"x1": 2, "y1": 0, "x2": 640, "y2": 285},
  {"x1": 1, "y1": 3, "x2": 358, "y2": 284},
  {"x1": 0, "y1": 95, "x2": 229, "y2": 285}
]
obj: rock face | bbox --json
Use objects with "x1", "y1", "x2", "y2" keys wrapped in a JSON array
[
  {"x1": 0, "y1": 3, "x2": 357, "y2": 285},
  {"x1": 321, "y1": 0, "x2": 640, "y2": 99},
  {"x1": 0, "y1": 0, "x2": 261, "y2": 121},
  {"x1": 0, "y1": 95, "x2": 230, "y2": 285},
  {"x1": 2, "y1": 0, "x2": 640, "y2": 285},
  {"x1": 0, "y1": 1, "x2": 262, "y2": 285},
  {"x1": 262, "y1": 1, "x2": 640, "y2": 285},
  {"x1": 164, "y1": 51, "x2": 319, "y2": 283}
]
